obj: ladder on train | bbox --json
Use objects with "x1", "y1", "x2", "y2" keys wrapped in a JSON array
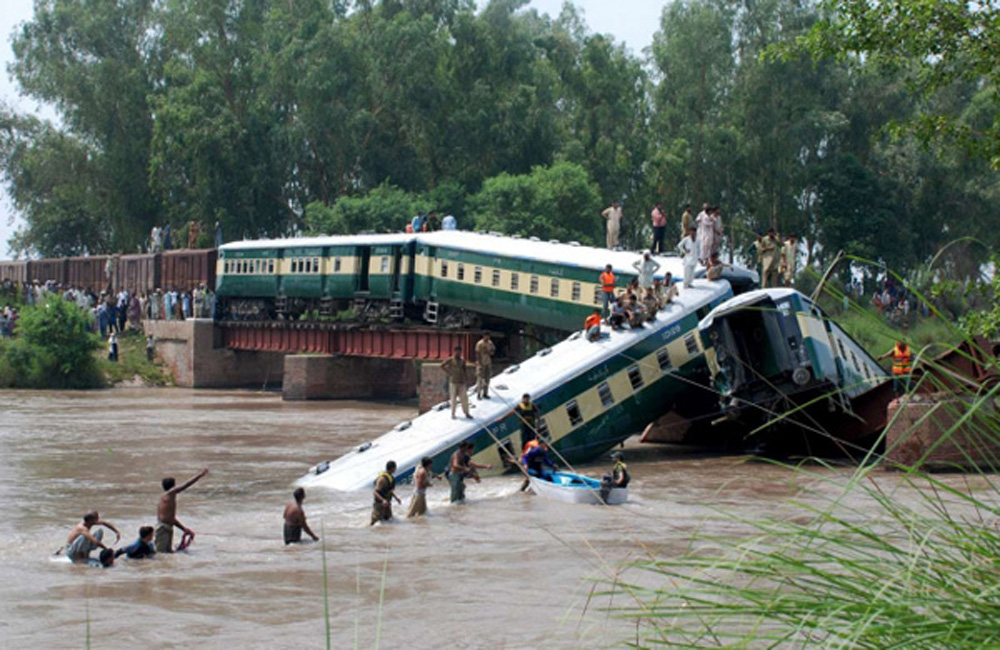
[
  {"x1": 424, "y1": 300, "x2": 439, "y2": 324},
  {"x1": 389, "y1": 296, "x2": 404, "y2": 321}
]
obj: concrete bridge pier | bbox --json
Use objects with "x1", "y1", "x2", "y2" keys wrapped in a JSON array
[{"x1": 281, "y1": 355, "x2": 417, "y2": 401}]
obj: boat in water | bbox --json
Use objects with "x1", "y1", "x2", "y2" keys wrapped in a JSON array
[{"x1": 528, "y1": 471, "x2": 628, "y2": 505}]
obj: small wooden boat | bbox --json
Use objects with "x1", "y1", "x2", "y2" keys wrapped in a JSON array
[{"x1": 528, "y1": 471, "x2": 628, "y2": 505}]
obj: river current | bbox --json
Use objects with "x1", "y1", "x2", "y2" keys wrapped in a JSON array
[{"x1": 0, "y1": 389, "x2": 993, "y2": 648}]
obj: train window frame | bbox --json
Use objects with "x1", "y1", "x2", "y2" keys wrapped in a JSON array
[
  {"x1": 492, "y1": 269, "x2": 501, "y2": 287},
  {"x1": 510, "y1": 273, "x2": 519, "y2": 291},
  {"x1": 334, "y1": 258, "x2": 342, "y2": 273},
  {"x1": 269, "y1": 260, "x2": 275, "y2": 274},
  {"x1": 565, "y1": 400, "x2": 583, "y2": 427},
  {"x1": 684, "y1": 333, "x2": 699, "y2": 355},
  {"x1": 457, "y1": 264, "x2": 465, "y2": 281},
  {"x1": 530, "y1": 275, "x2": 539, "y2": 295},
  {"x1": 305, "y1": 259, "x2": 312, "y2": 274},
  {"x1": 313, "y1": 257, "x2": 320, "y2": 273},
  {"x1": 593, "y1": 286, "x2": 602, "y2": 305},
  {"x1": 597, "y1": 381, "x2": 615, "y2": 408},
  {"x1": 550, "y1": 278, "x2": 560, "y2": 298},
  {"x1": 536, "y1": 417, "x2": 550, "y2": 439},
  {"x1": 657, "y1": 348, "x2": 672, "y2": 372},
  {"x1": 440, "y1": 261, "x2": 448, "y2": 278},
  {"x1": 627, "y1": 365, "x2": 644, "y2": 390},
  {"x1": 850, "y1": 350, "x2": 861, "y2": 373},
  {"x1": 474, "y1": 266, "x2": 483, "y2": 284},
  {"x1": 381, "y1": 257, "x2": 390, "y2": 274},
  {"x1": 571, "y1": 282, "x2": 582, "y2": 302}
]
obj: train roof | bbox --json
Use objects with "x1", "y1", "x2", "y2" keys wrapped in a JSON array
[
  {"x1": 297, "y1": 278, "x2": 732, "y2": 492},
  {"x1": 219, "y1": 233, "x2": 416, "y2": 251},
  {"x1": 698, "y1": 288, "x2": 802, "y2": 329}
]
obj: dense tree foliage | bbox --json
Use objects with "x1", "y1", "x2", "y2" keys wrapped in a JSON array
[{"x1": 1, "y1": 0, "x2": 997, "y2": 285}]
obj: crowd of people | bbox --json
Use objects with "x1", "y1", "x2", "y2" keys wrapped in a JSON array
[{"x1": 406, "y1": 211, "x2": 458, "y2": 233}]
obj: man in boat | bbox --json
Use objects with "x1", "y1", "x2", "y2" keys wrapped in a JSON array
[
  {"x1": 284, "y1": 487, "x2": 319, "y2": 544},
  {"x1": 155, "y1": 468, "x2": 209, "y2": 553},
  {"x1": 585, "y1": 308, "x2": 602, "y2": 341},
  {"x1": 448, "y1": 441, "x2": 493, "y2": 503},
  {"x1": 878, "y1": 323, "x2": 913, "y2": 395},
  {"x1": 407, "y1": 457, "x2": 440, "y2": 518},
  {"x1": 519, "y1": 438, "x2": 556, "y2": 491},
  {"x1": 371, "y1": 461, "x2": 401, "y2": 525},
  {"x1": 440, "y1": 346, "x2": 473, "y2": 419},
  {"x1": 61, "y1": 511, "x2": 121, "y2": 563},
  {"x1": 600, "y1": 451, "x2": 631, "y2": 504}
]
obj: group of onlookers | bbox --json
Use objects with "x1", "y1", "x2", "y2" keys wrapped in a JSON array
[
  {"x1": 149, "y1": 220, "x2": 223, "y2": 253},
  {"x1": 406, "y1": 211, "x2": 458, "y2": 233}
]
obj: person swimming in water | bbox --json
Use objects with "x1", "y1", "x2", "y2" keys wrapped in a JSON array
[
  {"x1": 61, "y1": 511, "x2": 121, "y2": 563},
  {"x1": 115, "y1": 526, "x2": 157, "y2": 560},
  {"x1": 283, "y1": 488, "x2": 319, "y2": 544}
]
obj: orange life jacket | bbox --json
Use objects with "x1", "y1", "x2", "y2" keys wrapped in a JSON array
[
  {"x1": 584, "y1": 313, "x2": 601, "y2": 330},
  {"x1": 522, "y1": 439, "x2": 539, "y2": 455},
  {"x1": 600, "y1": 271, "x2": 615, "y2": 293},
  {"x1": 892, "y1": 343, "x2": 912, "y2": 376}
]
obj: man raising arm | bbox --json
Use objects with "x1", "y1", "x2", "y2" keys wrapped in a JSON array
[{"x1": 156, "y1": 468, "x2": 209, "y2": 553}]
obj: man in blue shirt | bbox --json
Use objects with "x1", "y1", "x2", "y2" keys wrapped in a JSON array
[{"x1": 116, "y1": 526, "x2": 157, "y2": 559}]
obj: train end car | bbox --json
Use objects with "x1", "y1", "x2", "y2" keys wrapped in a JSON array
[{"x1": 0, "y1": 259, "x2": 28, "y2": 285}]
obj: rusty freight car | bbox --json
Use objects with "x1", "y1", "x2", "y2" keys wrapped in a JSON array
[
  {"x1": 161, "y1": 249, "x2": 217, "y2": 292},
  {"x1": 0, "y1": 259, "x2": 27, "y2": 285},
  {"x1": 117, "y1": 253, "x2": 160, "y2": 294},
  {"x1": 67, "y1": 255, "x2": 111, "y2": 292},
  {"x1": 26, "y1": 258, "x2": 68, "y2": 285}
]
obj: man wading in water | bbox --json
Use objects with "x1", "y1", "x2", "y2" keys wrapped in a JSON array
[
  {"x1": 156, "y1": 468, "x2": 208, "y2": 553},
  {"x1": 284, "y1": 487, "x2": 319, "y2": 544},
  {"x1": 448, "y1": 441, "x2": 493, "y2": 503},
  {"x1": 371, "y1": 461, "x2": 401, "y2": 525},
  {"x1": 61, "y1": 511, "x2": 121, "y2": 563}
]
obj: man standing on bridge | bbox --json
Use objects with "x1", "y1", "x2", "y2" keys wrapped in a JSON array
[
  {"x1": 475, "y1": 333, "x2": 495, "y2": 400},
  {"x1": 441, "y1": 346, "x2": 473, "y2": 419}
]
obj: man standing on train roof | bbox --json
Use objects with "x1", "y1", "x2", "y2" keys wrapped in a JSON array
[
  {"x1": 781, "y1": 234, "x2": 798, "y2": 286},
  {"x1": 601, "y1": 201, "x2": 623, "y2": 250},
  {"x1": 440, "y1": 346, "x2": 473, "y2": 419},
  {"x1": 632, "y1": 251, "x2": 661, "y2": 291},
  {"x1": 585, "y1": 308, "x2": 602, "y2": 341},
  {"x1": 441, "y1": 214, "x2": 457, "y2": 230},
  {"x1": 371, "y1": 461, "x2": 401, "y2": 525},
  {"x1": 599, "y1": 264, "x2": 616, "y2": 316},
  {"x1": 651, "y1": 202, "x2": 667, "y2": 254},
  {"x1": 474, "y1": 333, "x2": 495, "y2": 400},
  {"x1": 878, "y1": 322, "x2": 913, "y2": 395},
  {"x1": 155, "y1": 467, "x2": 208, "y2": 553},
  {"x1": 678, "y1": 227, "x2": 699, "y2": 289},
  {"x1": 407, "y1": 457, "x2": 440, "y2": 518},
  {"x1": 284, "y1": 487, "x2": 319, "y2": 544},
  {"x1": 410, "y1": 214, "x2": 425, "y2": 233},
  {"x1": 520, "y1": 439, "x2": 556, "y2": 491},
  {"x1": 448, "y1": 441, "x2": 493, "y2": 503},
  {"x1": 600, "y1": 451, "x2": 631, "y2": 503},
  {"x1": 760, "y1": 228, "x2": 781, "y2": 288},
  {"x1": 680, "y1": 203, "x2": 694, "y2": 238},
  {"x1": 513, "y1": 393, "x2": 541, "y2": 448},
  {"x1": 214, "y1": 220, "x2": 223, "y2": 248}
]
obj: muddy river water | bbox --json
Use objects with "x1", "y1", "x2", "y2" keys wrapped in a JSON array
[{"x1": 1, "y1": 389, "x2": 994, "y2": 648}]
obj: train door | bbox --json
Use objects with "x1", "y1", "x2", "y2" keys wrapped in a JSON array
[
  {"x1": 357, "y1": 246, "x2": 371, "y2": 293},
  {"x1": 391, "y1": 248, "x2": 403, "y2": 293}
]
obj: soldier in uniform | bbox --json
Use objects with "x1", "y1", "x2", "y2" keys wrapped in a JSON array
[
  {"x1": 440, "y1": 346, "x2": 473, "y2": 419},
  {"x1": 759, "y1": 228, "x2": 781, "y2": 288},
  {"x1": 371, "y1": 461, "x2": 400, "y2": 525},
  {"x1": 474, "y1": 333, "x2": 495, "y2": 400}
]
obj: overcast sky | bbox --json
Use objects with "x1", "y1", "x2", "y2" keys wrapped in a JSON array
[{"x1": 0, "y1": 0, "x2": 665, "y2": 260}]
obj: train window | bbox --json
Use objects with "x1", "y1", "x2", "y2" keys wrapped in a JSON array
[
  {"x1": 457, "y1": 264, "x2": 465, "y2": 281},
  {"x1": 571, "y1": 282, "x2": 581, "y2": 302},
  {"x1": 474, "y1": 266, "x2": 483, "y2": 284},
  {"x1": 657, "y1": 348, "x2": 672, "y2": 372},
  {"x1": 684, "y1": 333, "x2": 699, "y2": 355},
  {"x1": 565, "y1": 400, "x2": 583, "y2": 427},
  {"x1": 492, "y1": 270, "x2": 501, "y2": 287},
  {"x1": 510, "y1": 273, "x2": 519, "y2": 291},
  {"x1": 550, "y1": 278, "x2": 560, "y2": 298},
  {"x1": 292, "y1": 259, "x2": 299, "y2": 274},
  {"x1": 313, "y1": 257, "x2": 320, "y2": 273},
  {"x1": 530, "y1": 276, "x2": 539, "y2": 295},
  {"x1": 440, "y1": 261, "x2": 448, "y2": 277},
  {"x1": 850, "y1": 351, "x2": 860, "y2": 372},
  {"x1": 334, "y1": 258, "x2": 342, "y2": 273},
  {"x1": 224, "y1": 261, "x2": 230, "y2": 274},
  {"x1": 269, "y1": 260, "x2": 275, "y2": 274},
  {"x1": 305, "y1": 259, "x2": 311, "y2": 274},
  {"x1": 593, "y1": 286, "x2": 602, "y2": 305},
  {"x1": 837, "y1": 339, "x2": 847, "y2": 360},
  {"x1": 381, "y1": 257, "x2": 390, "y2": 273},
  {"x1": 240, "y1": 261, "x2": 247, "y2": 274},
  {"x1": 627, "y1": 365, "x2": 644, "y2": 390},
  {"x1": 536, "y1": 417, "x2": 550, "y2": 439},
  {"x1": 598, "y1": 382, "x2": 615, "y2": 408}
]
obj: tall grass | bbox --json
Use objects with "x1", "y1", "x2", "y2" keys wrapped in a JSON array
[{"x1": 599, "y1": 258, "x2": 1000, "y2": 648}]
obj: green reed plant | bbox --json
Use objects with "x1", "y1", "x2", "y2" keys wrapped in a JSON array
[{"x1": 600, "y1": 253, "x2": 1000, "y2": 648}]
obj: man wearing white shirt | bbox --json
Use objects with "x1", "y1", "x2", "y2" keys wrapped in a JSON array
[{"x1": 678, "y1": 227, "x2": 699, "y2": 288}]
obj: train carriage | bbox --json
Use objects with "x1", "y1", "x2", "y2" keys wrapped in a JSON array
[
  {"x1": 162, "y1": 249, "x2": 217, "y2": 292},
  {"x1": 67, "y1": 255, "x2": 110, "y2": 292},
  {"x1": 117, "y1": 253, "x2": 160, "y2": 294},
  {"x1": 0, "y1": 260, "x2": 27, "y2": 285},
  {"x1": 26, "y1": 258, "x2": 68, "y2": 285}
]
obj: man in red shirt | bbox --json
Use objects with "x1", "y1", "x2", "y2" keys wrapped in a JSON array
[{"x1": 651, "y1": 202, "x2": 667, "y2": 253}]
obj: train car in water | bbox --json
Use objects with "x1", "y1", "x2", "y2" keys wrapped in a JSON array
[
  {"x1": 693, "y1": 288, "x2": 893, "y2": 454},
  {"x1": 217, "y1": 231, "x2": 758, "y2": 331},
  {"x1": 298, "y1": 279, "x2": 735, "y2": 491}
]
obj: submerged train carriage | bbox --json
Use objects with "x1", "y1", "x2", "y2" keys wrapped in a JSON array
[
  {"x1": 697, "y1": 289, "x2": 891, "y2": 452},
  {"x1": 298, "y1": 280, "x2": 735, "y2": 491}
]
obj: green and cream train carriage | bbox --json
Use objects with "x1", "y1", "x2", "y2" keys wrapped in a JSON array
[
  {"x1": 298, "y1": 279, "x2": 735, "y2": 490},
  {"x1": 217, "y1": 231, "x2": 757, "y2": 331}
]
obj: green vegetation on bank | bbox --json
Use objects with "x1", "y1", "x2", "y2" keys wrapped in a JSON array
[{"x1": 97, "y1": 330, "x2": 172, "y2": 387}]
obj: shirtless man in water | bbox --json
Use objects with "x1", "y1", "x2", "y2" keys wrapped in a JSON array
[
  {"x1": 156, "y1": 468, "x2": 208, "y2": 553},
  {"x1": 283, "y1": 487, "x2": 319, "y2": 544},
  {"x1": 63, "y1": 511, "x2": 121, "y2": 563}
]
